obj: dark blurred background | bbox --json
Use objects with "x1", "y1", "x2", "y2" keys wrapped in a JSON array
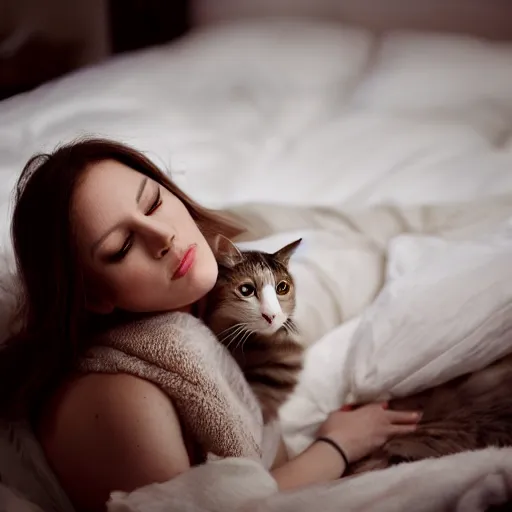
[
  {"x1": 0, "y1": 0, "x2": 190, "y2": 101},
  {"x1": 1, "y1": 0, "x2": 512, "y2": 102}
]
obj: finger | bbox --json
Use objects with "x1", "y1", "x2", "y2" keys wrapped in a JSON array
[
  {"x1": 361, "y1": 402, "x2": 388, "y2": 411},
  {"x1": 385, "y1": 410, "x2": 422, "y2": 424},
  {"x1": 388, "y1": 423, "x2": 418, "y2": 435},
  {"x1": 340, "y1": 404, "x2": 353, "y2": 412}
]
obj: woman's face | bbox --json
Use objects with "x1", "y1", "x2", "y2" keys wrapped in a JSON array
[{"x1": 73, "y1": 160, "x2": 219, "y2": 313}]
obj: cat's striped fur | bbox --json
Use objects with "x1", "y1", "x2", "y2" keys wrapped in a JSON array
[{"x1": 205, "y1": 236, "x2": 304, "y2": 424}]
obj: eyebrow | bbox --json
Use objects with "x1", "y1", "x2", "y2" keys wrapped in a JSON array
[
  {"x1": 90, "y1": 176, "x2": 148, "y2": 257},
  {"x1": 136, "y1": 177, "x2": 148, "y2": 204}
]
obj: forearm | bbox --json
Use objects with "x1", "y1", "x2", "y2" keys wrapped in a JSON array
[
  {"x1": 270, "y1": 440, "x2": 345, "y2": 491},
  {"x1": 271, "y1": 437, "x2": 289, "y2": 470}
]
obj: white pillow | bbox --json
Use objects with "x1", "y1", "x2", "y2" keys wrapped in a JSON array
[
  {"x1": 282, "y1": 223, "x2": 512, "y2": 456},
  {"x1": 386, "y1": 217, "x2": 512, "y2": 281},
  {"x1": 345, "y1": 226, "x2": 512, "y2": 403}
]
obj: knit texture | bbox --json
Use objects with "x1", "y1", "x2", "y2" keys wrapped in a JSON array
[{"x1": 78, "y1": 312, "x2": 264, "y2": 462}]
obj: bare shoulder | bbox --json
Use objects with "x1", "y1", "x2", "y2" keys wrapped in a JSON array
[{"x1": 39, "y1": 373, "x2": 190, "y2": 512}]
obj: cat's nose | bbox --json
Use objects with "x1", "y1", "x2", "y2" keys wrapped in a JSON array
[{"x1": 262, "y1": 313, "x2": 275, "y2": 324}]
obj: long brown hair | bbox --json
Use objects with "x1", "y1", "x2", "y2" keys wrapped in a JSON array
[{"x1": 0, "y1": 138, "x2": 244, "y2": 418}]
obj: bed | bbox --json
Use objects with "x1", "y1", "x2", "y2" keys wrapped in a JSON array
[{"x1": 2, "y1": 14, "x2": 512, "y2": 512}]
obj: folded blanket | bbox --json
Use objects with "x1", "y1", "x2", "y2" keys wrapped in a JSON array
[
  {"x1": 108, "y1": 448, "x2": 512, "y2": 512},
  {"x1": 78, "y1": 311, "x2": 273, "y2": 464}
]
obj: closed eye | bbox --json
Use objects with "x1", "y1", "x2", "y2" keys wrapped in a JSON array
[
  {"x1": 107, "y1": 234, "x2": 134, "y2": 263},
  {"x1": 146, "y1": 188, "x2": 162, "y2": 215},
  {"x1": 107, "y1": 188, "x2": 161, "y2": 263}
]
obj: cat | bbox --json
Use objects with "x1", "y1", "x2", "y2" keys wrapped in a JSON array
[
  {"x1": 347, "y1": 352, "x2": 512, "y2": 475},
  {"x1": 204, "y1": 236, "x2": 304, "y2": 424}
]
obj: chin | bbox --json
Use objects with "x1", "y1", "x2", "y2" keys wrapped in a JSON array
[
  {"x1": 187, "y1": 267, "x2": 218, "y2": 301},
  {"x1": 256, "y1": 321, "x2": 285, "y2": 336}
]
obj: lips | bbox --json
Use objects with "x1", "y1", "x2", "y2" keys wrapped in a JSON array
[{"x1": 172, "y1": 244, "x2": 197, "y2": 280}]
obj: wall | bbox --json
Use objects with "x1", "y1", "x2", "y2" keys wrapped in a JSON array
[
  {"x1": 0, "y1": 0, "x2": 109, "y2": 65},
  {"x1": 191, "y1": 0, "x2": 512, "y2": 40}
]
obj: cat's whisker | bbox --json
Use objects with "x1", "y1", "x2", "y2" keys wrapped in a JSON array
[
  {"x1": 234, "y1": 328, "x2": 255, "y2": 365},
  {"x1": 223, "y1": 324, "x2": 247, "y2": 351},
  {"x1": 222, "y1": 331, "x2": 243, "y2": 350},
  {"x1": 237, "y1": 329, "x2": 254, "y2": 352},
  {"x1": 216, "y1": 322, "x2": 245, "y2": 339},
  {"x1": 234, "y1": 328, "x2": 253, "y2": 355},
  {"x1": 218, "y1": 325, "x2": 244, "y2": 345},
  {"x1": 239, "y1": 329, "x2": 256, "y2": 354}
]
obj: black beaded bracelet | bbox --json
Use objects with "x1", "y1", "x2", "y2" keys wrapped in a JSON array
[{"x1": 315, "y1": 436, "x2": 350, "y2": 477}]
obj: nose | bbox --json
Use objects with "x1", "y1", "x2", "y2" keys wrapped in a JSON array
[
  {"x1": 155, "y1": 232, "x2": 175, "y2": 259},
  {"x1": 261, "y1": 312, "x2": 276, "y2": 324},
  {"x1": 141, "y1": 219, "x2": 174, "y2": 259}
]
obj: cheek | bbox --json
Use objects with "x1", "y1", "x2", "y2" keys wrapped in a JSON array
[
  {"x1": 91, "y1": 257, "x2": 157, "y2": 303},
  {"x1": 83, "y1": 258, "x2": 115, "y2": 296},
  {"x1": 279, "y1": 296, "x2": 295, "y2": 316},
  {"x1": 219, "y1": 297, "x2": 260, "y2": 320},
  {"x1": 246, "y1": 297, "x2": 263, "y2": 317},
  {"x1": 186, "y1": 258, "x2": 218, "y2": 300},
  {"x1": 190, "y1": 241, "x2": 219, "y2": 289}
]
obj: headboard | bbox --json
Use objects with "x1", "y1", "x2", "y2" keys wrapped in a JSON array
[{"x1": 191, "y1": 0, "x2": 512, "y2": 41}]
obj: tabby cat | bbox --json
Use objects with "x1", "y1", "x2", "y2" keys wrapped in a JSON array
[
  {"x1": 348, "y1": 352, "x2": 512, "y2": 475},
  {"x1": 204, "y1": 236, "x2": 304, "y2": 424}
]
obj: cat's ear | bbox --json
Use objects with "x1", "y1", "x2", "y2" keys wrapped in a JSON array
[
  {"x1": 214, "y1": 234, "x2": 244, "y2": 267},
  {"x1": 273, "y1": 238, "x2": 302, "y2": 266}
]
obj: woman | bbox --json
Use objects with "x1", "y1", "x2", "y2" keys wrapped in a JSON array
[{"x1": 0, "y1": 139, "x2": 420, "y2": 511}]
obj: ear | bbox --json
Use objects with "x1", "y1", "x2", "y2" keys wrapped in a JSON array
[
  {"x1": 214, "y1": 234, "x2": 244, "y2": 268},
  {"x1": 273, "y1": 238, "x2": 302, "y2": 265}
]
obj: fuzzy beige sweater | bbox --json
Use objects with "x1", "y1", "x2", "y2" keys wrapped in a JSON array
[{"x1": 78, "y1": 312, "x2": 279, "y2": 466}]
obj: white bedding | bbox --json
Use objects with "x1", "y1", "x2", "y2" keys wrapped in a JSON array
[
  {"x1": 3, "y1": 17, "x2": 512, "y2": 511},
  {"x1": 279, "y1": 223, "x2": 512, "y2": 456},
  {"x1": 2, "y1": 20, "x2": 512, "y2": 221}
]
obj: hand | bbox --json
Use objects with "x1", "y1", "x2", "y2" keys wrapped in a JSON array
[{"x1": 316, "y1": 402, "x2": 421, "y2": 464}]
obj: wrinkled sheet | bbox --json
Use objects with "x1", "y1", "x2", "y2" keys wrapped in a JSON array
[{"x1": 108, "y1": 449, "x2": 512, "y2": 512}]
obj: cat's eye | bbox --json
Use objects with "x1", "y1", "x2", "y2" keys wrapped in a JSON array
[
  {"x1": 276, "y1": 280, "x2": 290, "y2": 295},
  {"x1": 238, "y1": 283, "x2": 255, "y2": 297}
]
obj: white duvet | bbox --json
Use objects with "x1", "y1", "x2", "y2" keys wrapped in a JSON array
[
  {"x1": 279, "y1": 223, "x2": 512, "y2": 457},
  {"x1": 3, "y1": 17, "x2": 512, "y2": 512}
]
